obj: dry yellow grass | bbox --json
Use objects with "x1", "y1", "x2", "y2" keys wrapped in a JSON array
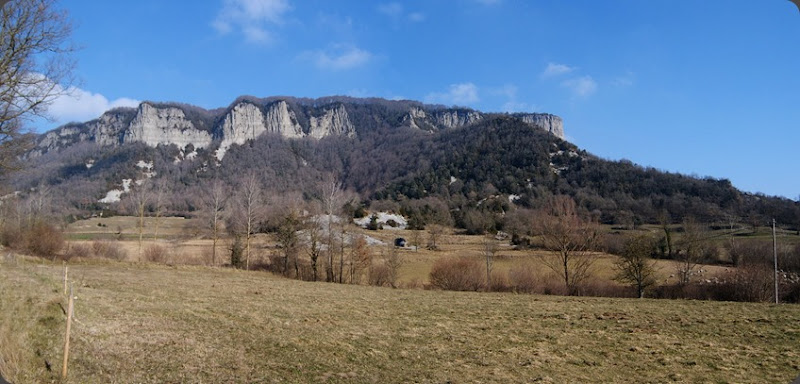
[{"x1": 2, "y1": 256, "x2": 800, "y2": 383}]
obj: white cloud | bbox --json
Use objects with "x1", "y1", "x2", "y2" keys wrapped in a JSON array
[
  {"x1": 213, "y1": 0, "x2": 290, "y2": 43},
  {"x1": 378, "y1": 3, "x2": 425, "y2": 23},
  {"x1": 561, "y1": 76, "x2": 598, "y2": 98},
  {"x1": 425, "y1": 83, "x2": 479, "y2": 105},
  {"x1": 47, "y1": 86, "x2": 140, "y2": 124},
  {"x1": 541, "y1": 62, "x2": 575, "y2": 78},
  {"x1": 301, "y1": 44, "x2": 373, "y2": 71}
]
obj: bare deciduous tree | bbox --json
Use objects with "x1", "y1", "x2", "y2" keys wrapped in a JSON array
[
  {"x1": 613, "y1": 234, "x2": 658, "y2": 298},
  {"x1": 1, "y1": 0, "x2": 74, "y2": 171},
  {"x1": 232, "y1": 173, "x2": 264, "y2": 270},
  {"x1": 349, "y1": 234, "x2": 371, "y2": 284},
  {"x1": 482, "y1": 236, "x2": 499, "y2": 291},
  {"x1": 126, "y1": 181, "x2": 151, "y2": 260},
  {"x1": 675, "y1": 217, "x2": 707, "y2": 286},
  {"x1": 321, "y1": 177, "x2": 344, "y2": 282},
  {"x1": 202, "y1": 180, "x2": 228, "y2": 266},
  {"x1": 534, "y1": 195, "x2": 599, "y2": 295}
]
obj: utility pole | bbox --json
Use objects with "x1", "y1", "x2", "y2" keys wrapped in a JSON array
[{"x1": 773, "y1": 218, "x2": 779, "y2": 304}]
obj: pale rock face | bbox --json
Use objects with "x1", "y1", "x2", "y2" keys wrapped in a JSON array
[
  {"x1": 216, "y1": 100, "x2": 305, "y2": 160},
  {"x1": 124, "y1": 103, "x2": 212, "y2": 149},
  {"x1": 308, "y1": 104, "x2": 355, "y2": 139},
  {"x1": 33, "y1": 110, "x2": 129, "y2": 156},
  {"x1": 517, "y1": 114, "x2": 564, "y2": 139},
  {"x1": 264, "y1": 100, "x2": 304, "y2": 138},
  {"x1": 434, "y1": 110, "x2": 482, "y2": 129}
]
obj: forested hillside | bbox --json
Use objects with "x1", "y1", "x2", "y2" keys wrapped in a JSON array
[{"x1": 11, "y1": 100, "x2": 800, "y2": 233}]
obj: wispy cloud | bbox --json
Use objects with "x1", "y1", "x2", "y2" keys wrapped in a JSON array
[
  {"x1": 612, "y1": 71, "x2": 635, "y2": 87},
  {"x1": 541, "y1": 62, "x2": 575, "y2": 78},
  {"x1": 377, "y1": 2, "x2": 425, "y2": 23},
  {"x1": 474, "y1": 0, "x2": 502, "y2": 5},
  {"x1": 377, "y1": 3, "x2": 403, "y2": 17},
  {"x1": 561, "y1": 76, "x2": 598, "y2": 98},
  {"x1": 300, "y1": 44, "x2": 373, "y2": 71},
  {"x1": 408, "y1": 12, "x2": 425, "y2": 22},
  {"x1": 212, "y1": 0, "x2": 291, "y2": 44},
  {"x1": 46, "y1": 85, "x2": 140, "y2": 124},
  {"x1": 425, "y1": 83, "x2": 479, "y2": 105}
]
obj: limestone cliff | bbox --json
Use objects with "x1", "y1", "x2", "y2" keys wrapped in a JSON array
[
  {"x1": 515, "y1": 113, "x2": 564, "y2": 139},
  {"x1": 124, "y1": 103, "x2": 213, "y2": 149},
  {"x1": 31, "y1": 96, "x2": 565, "y2": 159},
  {"x1": 32, "y1": 108, "x2": 134, "y2": 156},
  {"x1": 307, "y1": 104, "x2": 355, "y2": 139}
]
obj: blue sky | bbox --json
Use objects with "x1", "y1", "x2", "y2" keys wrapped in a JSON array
[{"x1": 37, "y1": 0, "x2": 800, "y2": 199}]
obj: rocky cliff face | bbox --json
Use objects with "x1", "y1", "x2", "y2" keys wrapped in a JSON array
[
  {"x1": 31, "y1": 96, "x2": 564, "y2": 158},
  {"x1": 515, "y1": 113, "x2": 564, "y2": 139},
  {"x1": 308, "y1": 104, "x2": 355, "y2": 139},
  {"x1": 403, "y1": 107, "x2": 564, "y2": 140},
  {"x1": 124, "y1": 103, "x2": 213, "y2": 149},
  {"x1": 32, "y1": 108, "x2": 134, "y2": 156}
]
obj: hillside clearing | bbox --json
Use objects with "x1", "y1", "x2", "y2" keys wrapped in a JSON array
[{"x1": 1, "y1": 257, "x2": 799, "y2": 383}]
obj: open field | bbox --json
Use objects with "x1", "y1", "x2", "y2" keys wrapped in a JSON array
[
  {"x1": 1, "y1": 256, "x2": 799, "y2": 383},
  {"x1": 63, "y1": 216, "x2": 753, "y2": 287}
]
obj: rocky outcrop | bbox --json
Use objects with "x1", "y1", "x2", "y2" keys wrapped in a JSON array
[
  {"x1": 404, "y1": 107, "x2": 482, "y2": 131},
  {"x1": 515, "y1": 113, "x2": 564, "y2": 139},
  {"x1": 308, "y1": 104, "x2": 355, "y2": 139},
  {"x1": 264, "y1": 100, "x2": 303, "y2": 138},
  {"x1": 124, "y1": 103, "x2": 213, "y2": 149},
  {"x1": 32, "y1": 97, "x2": 565, "y2": 159},
  {"x1": 433, "y1": 110, "x2": 482, "y2": 129},
  {"x1": 32, "y1": 108, "x2": 133, "y2": 156}
]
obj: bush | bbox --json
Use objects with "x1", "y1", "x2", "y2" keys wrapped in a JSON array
[
  {"x1": 25, "y1": 223, "x2": 64, "y2": 258},
  {"x1": 230, "y1": 236, "x2": 244, "y2": 268},
  {"x1": 91, "y1": 240, "x2": 128, "y2": 261},
  {"x1": 62, "y1": 243, "x2": 92, "y2": 261},
  {"x1": 508, "y1": 263, "x2": 539, "y2": 293},
  {"x1": 143, "y1": 244, "x2": 170, "y2": 264},
  {"x1": 368, "y1": 264, "x2": 391, "y2": 287},
  {"x1": 428, "y1": 257, "x2": 484, "y2": 291}
]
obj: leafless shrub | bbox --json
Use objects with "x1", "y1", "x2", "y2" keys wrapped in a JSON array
[
  {"x1": 25, "y1": 222, "x2": 64, "y2": 258},
  {"x1": 368, "y1": 264, "x2": 391, "y2": 287},
  {"x1": 91, "y1": 240, "x2": 128, "y2": 261},
  {"x1": 428, "y1": 257, "x2": 484, "y2": 291},
  {"x1": 61, "y1": 242, "x2": 91, "y2": 261},
  {"x1": 143, "y1": 244, "x2": 170, "y2": 263},
  {"x1": 508, "y1": 262, "x2": 539, "y2": 293}
]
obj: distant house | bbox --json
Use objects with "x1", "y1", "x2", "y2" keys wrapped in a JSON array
[{"x1": 394, "y1": 238, "x2": 407, "y2": 247}]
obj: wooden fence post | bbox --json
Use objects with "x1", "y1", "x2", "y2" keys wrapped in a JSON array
[
  {"x1": 63, "y1": 264, "x2": 68, "y2": 296},
  {"x1": 62, "y1": 284, "x2": 74, "y2": 379}
]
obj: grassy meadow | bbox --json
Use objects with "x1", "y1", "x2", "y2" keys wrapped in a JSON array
[
  {"x1": 1, "y1": 216, "x2": 797, "y2": 382},
  {"x1": 1, "y1": 256, "x2": 799, "y2": 383}
]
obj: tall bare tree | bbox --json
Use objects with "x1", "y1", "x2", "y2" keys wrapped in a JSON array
[
  {"x1": 126, "y1": 181, "x2": 151, "y2": 261},
  {"x1": 202, "y1": 180, "x2": 228, "y2": 266},
  {"x1": 675, "y1": 217, "x2": 708, "y2": 286},
  {"x1": 321, "y1": 177, "x2": 344, "y2": 282},
  {"x1": 232, "y1": 173, "x2": 264, "y2": 270},
  {"x1": 1, "y1": 0, "x2": 74, "y2": 171},
  {"x1": 534, "y1": 195, "x2": 599, "y2": 295},
  {"x1": 482, "y1": 236, "x2": 499, "y2": 291}
]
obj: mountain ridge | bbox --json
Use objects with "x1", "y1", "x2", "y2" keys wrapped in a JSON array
[{"x1": 31, "y1": 96, "x2": 565, "y2": 159}]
